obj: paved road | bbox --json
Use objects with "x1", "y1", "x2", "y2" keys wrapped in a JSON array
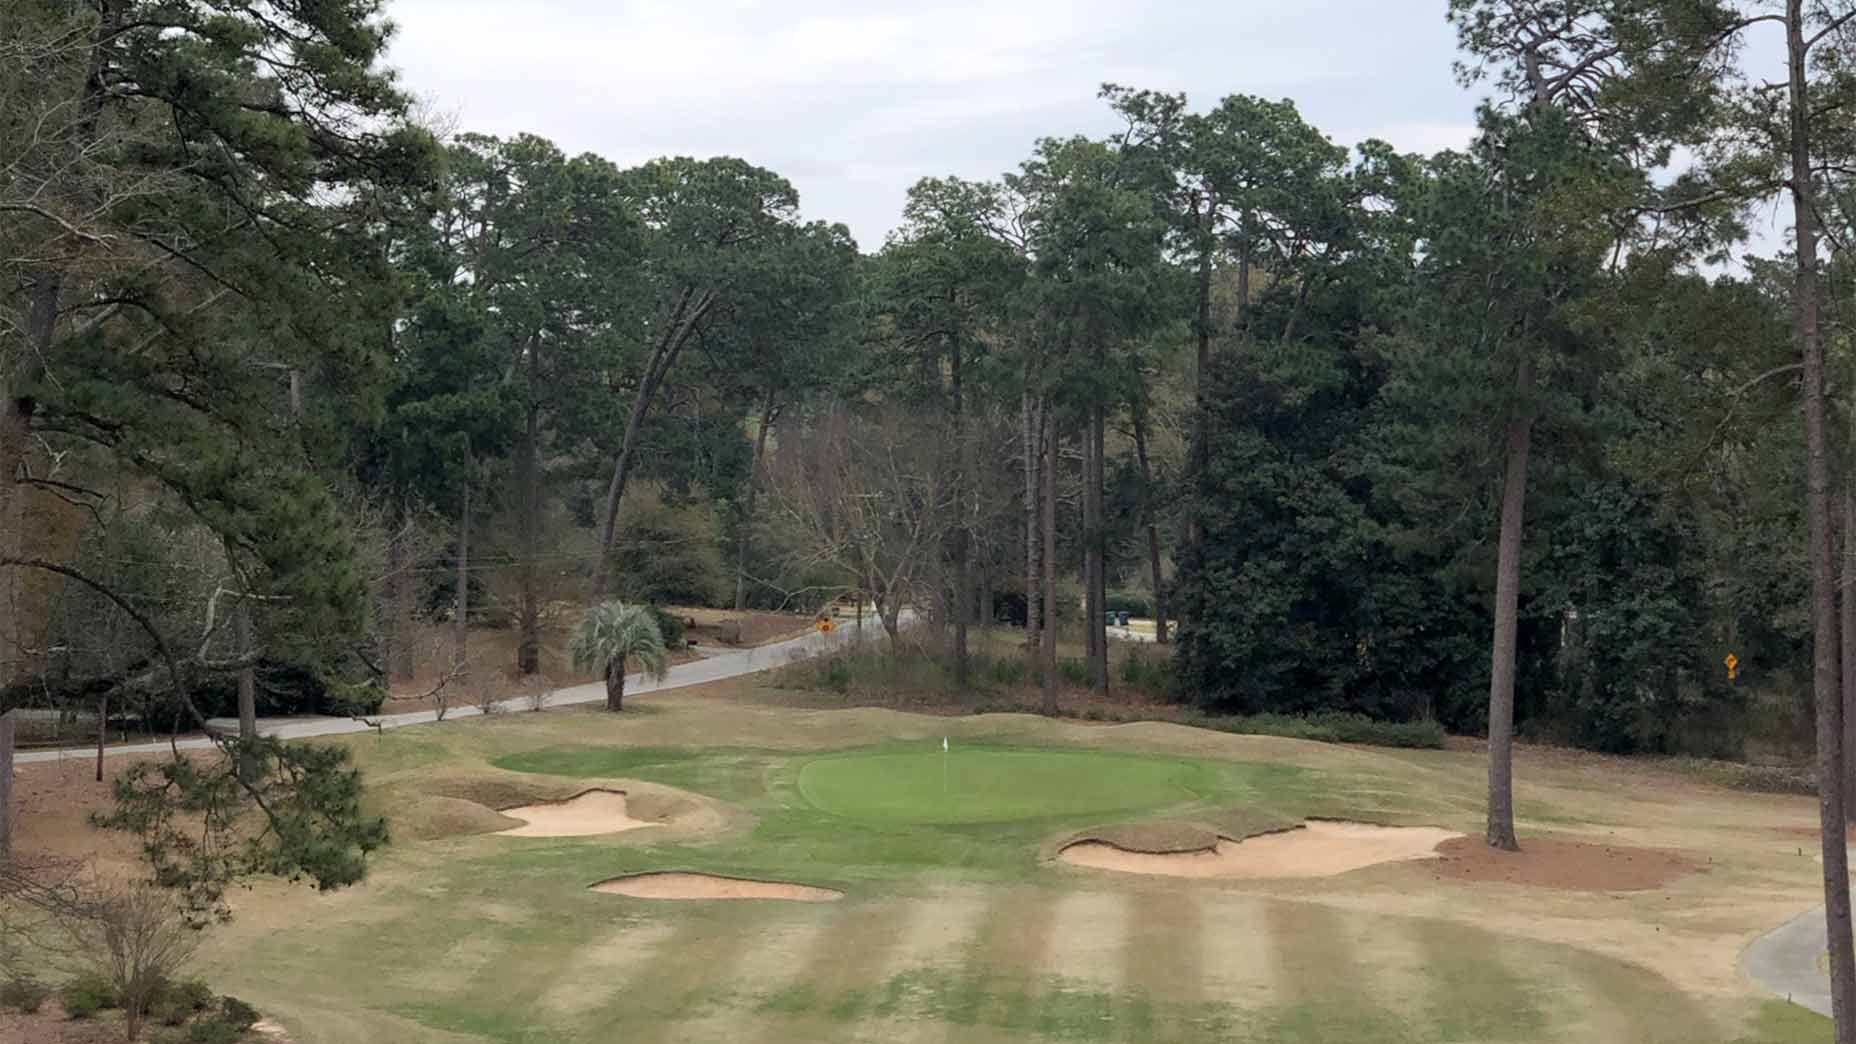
[
  {"x1": 1744, "y1": 906, "x2": 1835, "y2": 1016},
  {"x1": 18, "y1": 619, "x2": 879, "y2": 766}
]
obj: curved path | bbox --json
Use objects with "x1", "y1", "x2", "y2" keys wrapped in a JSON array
[
  {"x1": 1743, "y1": 906, "x2": 1834, "y2": 1016},
  {"x1": 19, "y1": 617, "x2": 885, "y2": 766}
]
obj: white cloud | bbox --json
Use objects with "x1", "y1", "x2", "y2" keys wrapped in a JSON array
[{"x1": 383, "y1": 0, "x2": 1480, "y2": 248}]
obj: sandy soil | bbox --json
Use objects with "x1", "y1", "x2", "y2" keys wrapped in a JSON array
[
  {"x1": 1058, "y1": 820, "x2": 1463, "y2": 880},
  {"x1": 493, "y1": 789, "x2": 656, "y2": 838},
  {"x1": 588, "y1": 871, "x2": 843, "y2": 902},
  {"x1": 1423, "y1": 836, "x2": 1702, "y2": 891}
]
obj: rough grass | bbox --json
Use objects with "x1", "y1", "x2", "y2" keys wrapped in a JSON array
[{"x1": 1732, "y1": 1002, "x2": 1830, "y2": 1044}]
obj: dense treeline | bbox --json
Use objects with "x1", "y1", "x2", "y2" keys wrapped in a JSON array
[{"x1": 11, "y1": 0, "x2": 1856, "y2": 991}]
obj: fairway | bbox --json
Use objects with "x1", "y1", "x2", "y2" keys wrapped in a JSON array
[{"x1": 795, "y1": 745, "x2": 1211, "y2": 823}]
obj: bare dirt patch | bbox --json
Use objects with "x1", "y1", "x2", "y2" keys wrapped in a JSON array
[
  {"x1": 495, "y1": 789, "x2": 654, "y2": 837},
  {"x1": 1059, "y1": 820, "x2": 1461, "y2": 880},
  {"x1": 589, "y1": 871, "x2": 842, "y2": 902},
  {"x1": 1424, "y1": 835, "x2": 1701, "y2": 891}
]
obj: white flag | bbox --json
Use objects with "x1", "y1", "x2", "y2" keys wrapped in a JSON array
[{"x1": 942, "y1": 737, "x2": 948, "y2": 752}]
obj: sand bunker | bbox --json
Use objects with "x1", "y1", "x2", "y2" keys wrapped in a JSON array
[
  {"x1": 589, "y1": 872, "x2": 842, "y2": 902},
  {"x1": 1059, "y1": 820, "x2": 1462, "y2": 880},
  {"x1": 495, "y1": 789, "x2": 656, "y2": 838}
]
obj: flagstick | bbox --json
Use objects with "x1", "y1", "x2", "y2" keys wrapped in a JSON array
[{"x1": 942, "y1": 736, "x2": 949, "y2": 806}]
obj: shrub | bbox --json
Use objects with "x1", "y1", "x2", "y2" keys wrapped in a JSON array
[
  {"x1": 1104, "y1": 591, "x2": 1152, "y2": 617},
  {"x1": 647, "y1": 606, "x2": 687, "y2": 650},
  {"x1": 55, "y1": 881, "x2": 199, "y2": 1037},
  {"x1": 1058, "y1": 659, "x2": 1090, "y2": 687},
  {"x1": 0, "y1": 976, "x2": 48, "y2": 1013},
  {"x1": 184, "y1": 1017, "x2": 244, "y2": 1044},
  {"x1": 1118, "y1": 650, "x2": 1173, "y2": 694},
  {"x1": 150, "y1": 977, "x2": 213, "y2": 1024},
  {"x1": 1189, "y1": 711, "x2": 1447, "y2": 750},
  {"x1": 984, "y1": 656, "x2": 1026, "y2": 687},
  {"x1": 150, "y1": 1029, "x2": 188, "y2": 1044},
  {"x1": 219, "y1": 995, "x2": 260, "y2": 1031},
  {"x1": 150, "y1": 990, "x2": 192, "y2": 1026},
  {"x1": 60, "y1": 972, "x2": 119, "y2": 1019}
]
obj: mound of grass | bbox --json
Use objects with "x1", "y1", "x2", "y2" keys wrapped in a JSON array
[
  {"x1": 1734, "y1": 1000, "x2": 1831, "y2": 1044},
  {"x1": 1067, "y1": 819, "x2": 1220, "y2": 854},
  {"x1": 1066, "y1": 805, "x2": 1300, "y2": 854},
  {"x1": 378, "y1": 793, "x2": 523, "y2": 841},
  {"x1": 795, "y1": 745, "x2": 1213, "y2": 825}
]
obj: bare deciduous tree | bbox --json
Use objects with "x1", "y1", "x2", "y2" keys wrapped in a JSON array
[{"x1": 766, "y1": 405, "x2": 958, "y2": 651}]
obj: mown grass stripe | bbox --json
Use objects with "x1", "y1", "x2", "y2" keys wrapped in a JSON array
[{"x1": 1413, "y1": 918, "x2": 1544, "y2": 1042}]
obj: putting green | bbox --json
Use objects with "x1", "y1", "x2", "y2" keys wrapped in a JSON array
[{"x1": 795, "y1": 745, "x2": 1211, "y2": 824}]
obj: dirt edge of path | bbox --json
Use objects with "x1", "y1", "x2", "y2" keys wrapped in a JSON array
[{"x1": 589, "y1": 871, "x2": 844, "y2": 902}]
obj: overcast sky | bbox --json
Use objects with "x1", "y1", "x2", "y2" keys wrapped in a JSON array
[{"x1": 378, "y1": 2, "x2": 1489, "y2": 250}]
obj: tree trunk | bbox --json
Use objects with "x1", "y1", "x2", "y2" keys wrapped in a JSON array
[
  {"x1": 735, "y1": 394, "x2": 776, "y2": 611},
  {"x1": 1041, "y1": 409, "x2": 1059, "y2": 713},
  {"x1": 1788, "y1": 7, "x2": 1856, "y2": 1033},
  {"x1": 0, "y1": 275, "x2": 61, "y2": 694},
  {"x1": 605, "y1": 660, "x2": 624, "y2": 712},
  {"x1": 1185, "y1": 200, "x2": 1214, "y2": 565},
  {"x1": 96, "y1": 693, "x2": 106, "y2": 783},
  {"x1": 1844, "y1": 488, "x2": 1856, "y2": 821},
  {"x1": 517, "y1": 345, "x2": 542, "y2": 676},
  {"x1": 1486, "y1": 359, "x2": 1533, "y2": 853},
  {"x1": 0, "y1": 711, "x2": 12, "y2": 858},
  {"x1": 1088, "y1": 406, "x2": 1109, "y2": 693},
  {"x1": 1082, "y1": 427, "x2": 1099, "y2": 669},
  {"x1": 235, "y1": 599, "x2": 256, "y2": 742},
  {"x1": 951, "y1": 338, "x2": 970, "y2": 690},
  {"x1": 455, "y1": 469, "x2": 471, "y2": 680},
  {"x1": 382, "y1": 510, "x2": 401, "y2": 686},
  {"x1": 1023, "y1": 390, "x2": 1042, "y2": 652},
  {"x1": 1132, "y1": 396, "x2": 1167, "y2": 644},
  {"x1": 592, "y1": 291, "x2": 715, "y2": 597}
]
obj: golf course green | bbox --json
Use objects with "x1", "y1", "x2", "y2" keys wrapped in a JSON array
[{"x1": 795, "y1": 745, "x2": 1213, "y2": 824}]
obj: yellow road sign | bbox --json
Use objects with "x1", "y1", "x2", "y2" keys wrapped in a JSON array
[{"x1": 1724, "y1": 653, "x2": 1739, "y2": 672}]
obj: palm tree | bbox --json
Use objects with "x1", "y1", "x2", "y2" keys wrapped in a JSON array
[{"x1": 569, "y1": 601, "x2": 670, "y2": 712}]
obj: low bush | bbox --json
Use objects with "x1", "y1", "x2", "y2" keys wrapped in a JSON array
[
  {"x1": 0, "y1": 976, "x2": 48, "y2": 1013},
  {"x1": 183, "y1": 1017, "x2": 244, "y2": 1044},
  {"x1": 647, "y1": 605, "x2": 687, "y2": 650},
  {"x1": 220, "y1": 995, "x2": 260, "y2": 1031},
  {"x1": 984, "y1": 656, "x2": 1027, "y2": 687},
  {"x1": 1057, "y1": 659, "x2": 1090, "y2": 687},
  {"x1": 1118, "y1": 650, "x2": 1173, "y2": 694},
  {"x1": 1104, "y1": 591, "x2": 1152, "y2": 617},
  {"x1": 60, "y1": 971, "x2": 119, "y2": 1019},
  {"x1": 150, "y1": 977, "x2": 214, "y2": 1025},
  {"x1": 1189, "y1": 710, "x2": 1447, "y2": 750}
]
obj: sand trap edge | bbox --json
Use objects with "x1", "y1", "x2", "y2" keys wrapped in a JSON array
[
  {"x1": 496, "y1": 786, "x2": 634, "y2": 815},
  {"x1": 494, "y1": 788, "x2": 657, "y2": 837},
  {"x1": 589, "y1": 870, "x2": 844, "y2": 902},
  {"x1": 1055, "y1": 819, "x2": 1463, "y2": 880}
]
